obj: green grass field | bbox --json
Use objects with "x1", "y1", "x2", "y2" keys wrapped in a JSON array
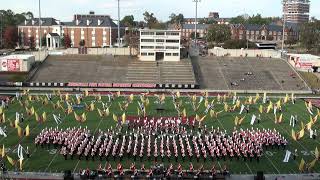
[{"x1": 0, "y1": 92, "x2": 319, "y2": 174}]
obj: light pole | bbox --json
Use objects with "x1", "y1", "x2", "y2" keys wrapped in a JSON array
[
  {"x1": 38, "y1": 0, "x2": 42, "y2": 60},
  {"x1": 193, "y1": 0, "x2": 201, "y2": 45},
  {"x1": 117, "y1": 0, "x2": 121, "y2": 47},
  {"x1": 281, "y1": 1, "x2": 286, "y2": 52}
]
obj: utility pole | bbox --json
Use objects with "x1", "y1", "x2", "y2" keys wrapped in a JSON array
[
  {"x1": 38, "y1": 0, "x2": 42, "y2": 61},
  {"x1": 193, "y1": 0, "x2": 201, "y2": 45},
  {"x1": 117, "y1": 0, "x2": 121, "y2": 47}
]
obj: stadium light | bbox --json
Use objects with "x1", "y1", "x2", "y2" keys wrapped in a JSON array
[
  {"x1": 38, "y1": 0, "x2": 42, "y2": 59},
  {"x1": 193, "y1": 0, "x2": 201, "y2": 45},
  {"x1": 117, "y1": 0, "x2": 121, "y2": 47}
]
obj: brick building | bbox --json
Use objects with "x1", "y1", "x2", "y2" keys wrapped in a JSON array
[
  {"x1": 230, "y1": 24, "x2": 299, "y2": 42},
  {"x1": 18, "y1": 12, "x2": 125, "y2": 49}
]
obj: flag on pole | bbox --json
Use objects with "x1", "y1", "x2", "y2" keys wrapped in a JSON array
[
  {"x1": 6, "y1": 155, "x2": 15, "y2": 166},
  {"x1": 292, "y1": 129, "x2": 297, "y2": 141},
  {"x1": 315, "y1": 147, "x2": 319, "y2": 159},
  {"x1": 250, "y1": 115, "x2": 256, "y2": 125},
  {"x1": 122, "y1": 113, "x2": 126, "y2": 124},
  {"x1": 299, "y1": 158, "x2": 305, "y2": 172},
  {"x1": 25, "y1": 125, "x2": 30, "y2": 136},
  {"x1": 234, "y1": 116, "x2": 239, "y2": 126},
  {"x1": 113, "y1": 114, "x2": 118, "y2": 122},
  {"x1": 1, "y1": 145, "x2": 5, "y2": 158},
  {"x1": 308, "y1": 159, "x2": 317, "y2": 171},
  {"x1": 42, "y1": 112, "x2": 47, "y2": 122}
]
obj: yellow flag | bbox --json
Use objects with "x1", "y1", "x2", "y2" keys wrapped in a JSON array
[
  {"x1": 259, "y1": 105, "x2": 263, "y2": 114},
  {"x1": 276, "y1": 100, "x2": 281, "y2": 108},
  {"x1": 315, "y1": 147, "x2": 319, "y2": 159},
  {"x1": 84, "y1": 90, "x2": 89, "y2": 97},
  {"x1": 192, "y1": 95, "x2": 197, "y2": 103},
  {"x1": 74, "y1": 112, "x2": 81, "y2": 122},
  {"x1": 14, "y1": 119, "x2": 19, "y2": 128},
  {"x1": 199, "y1": 115, "x2": 206, "y2": 122},
  {"x1": 160, "y1": 94, "x2": 165, "y2": 102},
  {"x1": 238, "y1": 115, "x2": 246, "y2": 125},
  {"x1": 117, "y1": 91, "x2": 121, "y2": 97},
  {"x1": 298, "y1": 128, "x2": 304, "y2": 140},
  {"x1": 105, "y1": 108, "x2": 110, "y2": 116},
  {"x1": 19, "y1": 158, "x2": 23, "y2": 170},
  {"x1": 129, "y1": 94, "x2": 134, "y2": 101},
  {"x1": 234, "y1": 116, "x2": 239, "y2": 126},
  {"x1": 113, "y1": 114, "x2": 118, "y2": 122},
  {"x1": 182, "y1": 108, "x2": 187, "y2": 118},
  {"x1": 25, "y1": 125, "x2": 30, "y2": 136},
  {"x1": 1, "y1": 145, "x2": 5, "y2": 158},
  {"x1": 195, "y1": 114, "x2": 200, "y2": 121},
  {"x1": 137, "y1": 107, "x2": 140, "y2": 116},
  {"x1": 210, "y1": 110, "x2": 215, "y2": 118},
  {"x1": 31, "y1": 106, "x2": 35, "y2": 115},
  {"x1": 97, "y1": 108, "x2": 103, "y2": 117},
  {"x1": 90, "y1": 102, "x2": 95, "y2": 111},
  {"x1": 308, "y1": 101, "x2": 312, "y2": 109},
  {"x1": 278, "y1": 114, "x2": 283, "y2": 123},
  {"x1": 292, "y1": 129, "x2": 297, "y2": 141},
  {"x1": 308, "y1": 159, "x2": 317, "y2": 171},
  {"x1": 17, "y1": 125, "x2": 22, "y2": 137},
  {"x1": 236, "y1": 100, "x2": 240, "y2": 108},
  {"x1": 176, "y1": 91, "x2": 180, "y2": 98},
  {"x1": 312, "y1": 115, "x2": 318, "y2": 123},
  {"x1": 65, "y1": 93, "x2": 69, "y2": 101},
  {"x1": 35, "y1": 112, "x2": 39, "y2": 122},
  {"x1": 7, "y1": 155, "x2": 15, "y2": 166},
  {"x1": 122, "y1": 113, "x2": 126, "y2": 124},
  {"x1": 224, "y1": 103, "x2": 228, "y2": 112},
  {"x1": 299, "y1": 158, "x2": 305, "y2": 172},
  {"x1": 0, "y1": 107, "x2": 3, "y2": 114},
  {"x1": 204, "y1": 99, "x2": 208, "y2": 109},
  {"x1": 217, "y1": 94, "x2": 221, "y2": 102},
  {"x1": 81, "y1": 113, "x2": 87, "y2": 122},
  {"x1": 42, "y1": 112, "x2": 47, "y2": 122}
]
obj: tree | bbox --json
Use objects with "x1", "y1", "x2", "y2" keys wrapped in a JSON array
[
  {"x1": 285, "y1": 36, "x2": 298, "y2": 48},
  {"x1": 79, "y1": 40, "x2": 85, "y2": 47},
  {"x1": 230, "y1": 15, "x2": 246, "y2": 24},
  {"x1": 190, "y1": 32, "x2": 200, "y2": 40},
  {"x1": 198, "y1": 18, "x2": 217, "y2": 24},
  {"x1": 206, "y1": 24, "x2": 231, "y2": 44},
  {"x1": 121, "y1": 15, "x2": 135, "y2": 28},
  {"x1": 64, "y1": 34, "x2": 72, "y2": 48},
  {"x1": 169, "y1": 13, "x2": 184, "y2": 25},
  {"x1": 3, "y1": 26, "x2": 18, "y2": 48},
  {"x1": 28, "y1": 36, "x2": 35, "y2": 50},
  {"x1": 230, "y1": 14, "x2": 272, "y2": 25},
  {"x1": 143, "y1": 11, "x2": 158, "y2": 29},
  {"x1": 299, "y1": 21, "x2": 320, "y2": 51}
]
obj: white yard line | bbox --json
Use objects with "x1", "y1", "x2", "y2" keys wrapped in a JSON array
[
  {"x1": 245, "y1": 163, "x2": 253, "y2": 174},
  {"x1": 44, "y1": 152, "x2": 59, "y2": 172}
]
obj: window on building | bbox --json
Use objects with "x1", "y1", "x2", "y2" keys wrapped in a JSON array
[
  {"x1": 165, "y1": 53, "x2": 172, "y2": 56},
  {"x1": 172, "y1": 53, "x2": 179, "y2": 56},
  {"x1": 141, "y1": 32, "x2": 154, "y2": 36},
  {"x1": 141, "y1": 46, "x2": 154, "y2": 49},
  {"x1": 166, "y1": 39, "x2": 179, "y2": 43},
  {"x1": 141, "y1": 39, "x2": 154, "y2": 43},
  {"x1": 166, "y1": 32, "x2": 180, "y2": 36},
  {"x1": 156, "y1": 39, "x2": 164, "y2": 43},
  {"x1": 148, "y1": 53, "x2": 155, "y2": 56},
  {"x1": 166, "y1": 46, "x2": 179, "y2": 49},
  {"x1": 156, "y1": 32, "x2": 165, "y2": 35},
  {"x1": 156, "y1": 46, "x2": 164, "y2": 49},
  {"x1": 141, "y1": 53, "x2": 148, "y2": 56}
]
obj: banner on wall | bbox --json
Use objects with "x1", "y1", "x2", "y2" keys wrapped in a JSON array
[{"x1": 7, "y1": 59, "x2": 20, "y2": 72}]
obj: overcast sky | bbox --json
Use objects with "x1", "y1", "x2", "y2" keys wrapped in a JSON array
[{"x1": 1, "y1": 0, "x2": 320, "y2": 21}]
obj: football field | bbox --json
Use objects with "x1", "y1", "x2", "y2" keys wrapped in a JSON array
[{"x1": 0, "y1": 91, "x2": 319, "y2": 174}]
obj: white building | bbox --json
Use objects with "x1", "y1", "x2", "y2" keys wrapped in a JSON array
[
  {"x1": 0, "y1": 55, "x2": 35, "y2": 72},
  {"x1": 139, "y1": 29, "x2": 181, "y2": 61}
]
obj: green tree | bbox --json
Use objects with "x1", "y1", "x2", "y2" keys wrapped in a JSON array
[
  {"x1": 143, "y1": 11, "x2": 158, "y2": 29},
  {"x1": 230, "y1": 15, "x2": 246, "y2": 24},
  {"x1": 169, "y1": 13, "x2": 184, "y2": 25},
  {"x1": 121, "y1": 15, "x2": 135, "y2": 28},
  {"x1": 206, "y1": 24, "x2": 231, "y2": 44},
  {"x1": 190, "y1": 32, "x2": 200, "y2": 39},
  {"x1": 230, "y1": 14, "x2": 272, "y2": 25},
  {"x1": 299, "y1": 20, "x2": 320, "y2": 51}
]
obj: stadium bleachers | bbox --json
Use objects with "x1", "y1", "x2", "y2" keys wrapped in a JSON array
[
  {"x1": 125, "y1": 61, "x2": 197, "y2": 85},
  {"x1": 192, "y1": 57, "x2": 309, "y2": 91}
]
